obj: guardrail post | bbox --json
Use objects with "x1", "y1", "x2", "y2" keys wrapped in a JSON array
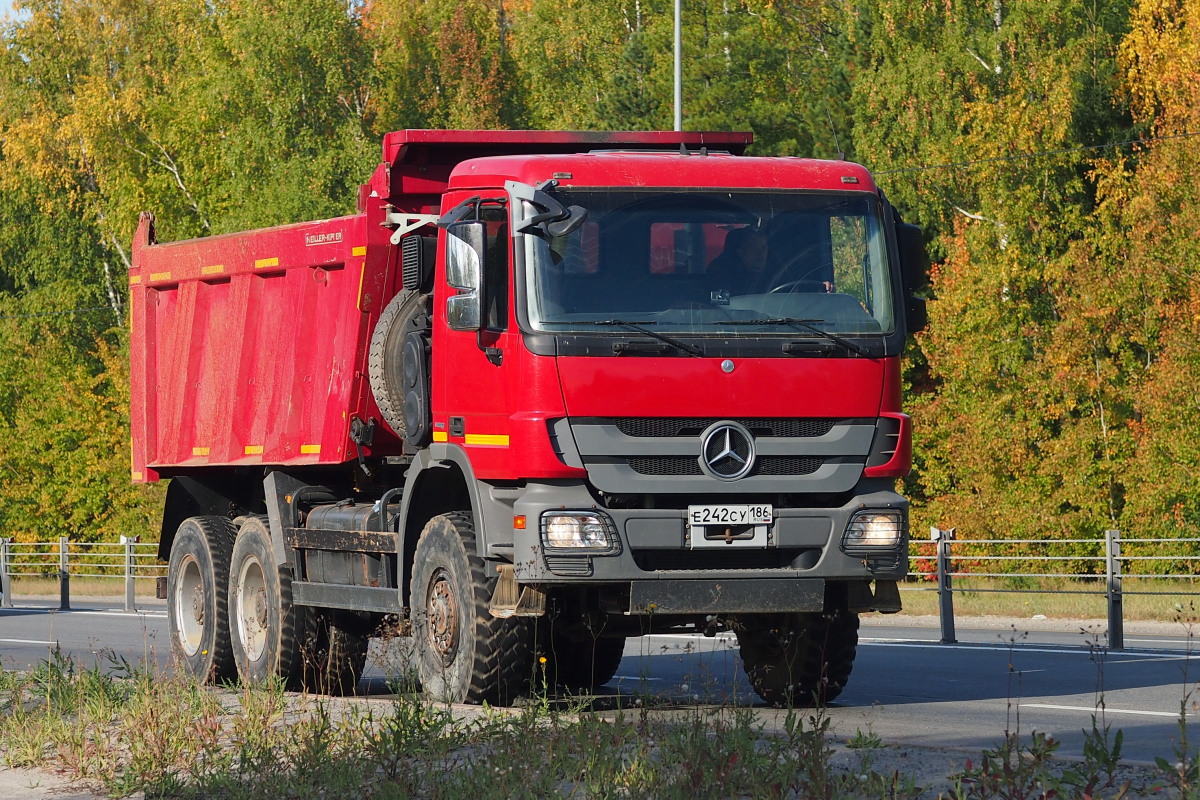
[
  {"x1": 932, "y1": 526, "x2": 957, "y2": 644},
  {"x1": 1106, "y1": 528, "x2": 1124, "y2": 651},
  {"x1": 121, "y1": 535, "x2": 138, "y2": 612},
  {"x1": 58, "y1": 536, "x2": 70, "y2": 611},
  {"x1": 0, "y1": 538, "x2": 11, "y2": 608}
]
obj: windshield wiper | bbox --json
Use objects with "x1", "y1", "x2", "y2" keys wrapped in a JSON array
[
  {"x1": 726, "y1": 317, "x2": 871, "y2": 356},
  {"x1": 552, "y1": 319, "x2": 704, "y2": 357}
]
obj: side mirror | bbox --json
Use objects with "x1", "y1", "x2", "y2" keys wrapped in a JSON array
[
  {"x1": 546, "y1": 205, "x2": 589, "y2": 237},
  {"x1": 897, "y1": 222, "x2": 930, "y2": 333},
  {"x1": 445, "y1": 221, "x2": 485, "y2": 332},
  {"x1": 897, "y1": 222, "x2": 929, "y2": 294}
]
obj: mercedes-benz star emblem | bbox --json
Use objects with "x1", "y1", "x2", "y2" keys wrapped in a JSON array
[{"x1": 699, "y1": 421, "x2": 756, "y2": 481}]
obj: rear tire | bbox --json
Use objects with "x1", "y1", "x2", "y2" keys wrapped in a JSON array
[
  {"x1": 410, "y1": 512, "x2": 531, "y2": 704},
  {"x1": 167, "y1": 516, "x2": 238, "y2": 684},
  {"x1": 228, "y1": 517, "x2": 306, "y2": 688},
  {"x1": 736, "y1": 610, "x2": 859, "y2": 707},
  {"x1": 300, "y1": 612, "x2": 369, "y2": 696}
]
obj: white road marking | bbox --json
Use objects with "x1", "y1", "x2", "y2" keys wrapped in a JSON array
[
  {"x1": 0, "y1": 638, "x2": 56, "y2": 646},
  {"x1": 0, "y1": 608, "x2": 165, "y2": 619},
  {"x1": 1024, "y1": 703, "x2": 1182, "y2": 718},
  {"x1": 858, "y1": 639, "x2": 1198, "y2": 660},
  {"x1": 629, "y1": 633, "x2": 1194, "y2": 661}
]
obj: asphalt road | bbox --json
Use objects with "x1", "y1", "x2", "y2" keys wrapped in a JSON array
[{"x1": 3, "y1": 598, "x2": 1199, "y2": 764}]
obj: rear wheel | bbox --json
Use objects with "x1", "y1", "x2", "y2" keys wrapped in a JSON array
[
  {"x1": 300, "y1": 612, "x2": 369, "y2": 696},
  {"x1": 736, "y1": 610, "x2": 859, "y2": 707},
  {"x1": 167, "y1": 516, "x2": 238, "y2": 683},
  {"x1": 228, "y1": 517, "x2": 306, "y2": 688},
  {"x1": 410, "y1": 512, "x2": 532, "y2": 704}
]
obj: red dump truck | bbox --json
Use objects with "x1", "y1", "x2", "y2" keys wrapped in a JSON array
[{"x1": 130, "y1": 129, "x2": 927, "y2": 703}]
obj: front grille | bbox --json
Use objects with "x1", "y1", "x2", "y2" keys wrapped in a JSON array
[
  {"x1": 629, "y1": 457, "x2": 702, "y2": 475},
  {"x1": 628, "y1": 456, "x2": 825, "y2": 476},
  {"x1": 633, "y1": 548, "x2": 810, "y2": 571},
  {"x1": 614, "y1": 418, "x2": 837, "y2": 438},
  {"x1": 756, "y1": 457, "x2": 825, "y2": 476},
  {"x1": 545, "y1": 555, "x2": 592, "y2": 576}
]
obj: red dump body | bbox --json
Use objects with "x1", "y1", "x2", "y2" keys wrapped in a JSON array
[{"x1": 129, "y1": 129, "x2": 752, "y2": 482}]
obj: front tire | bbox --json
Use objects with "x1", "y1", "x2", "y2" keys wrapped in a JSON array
[
  {"x1": 410, "y1": 512, "x2": 531, "y2": 704},
  {"x1": 228, "y1": 517, "x2": 306, "y2": 688},
  {"x1": 736, "y1": 610, "x2": 859, "y2": 707},
  {"x1": 167, "y1": 516, "x2": 238, "y2": 683},
  {"x1": 539, "y1": 627, "x2": 625, "y2": 692}
]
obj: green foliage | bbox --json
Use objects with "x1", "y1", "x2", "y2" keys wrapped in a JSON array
[{"x1": 0, "y1": 0, "x2": 1198, "y2": 560}]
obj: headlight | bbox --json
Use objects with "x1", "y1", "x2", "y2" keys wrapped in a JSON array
[
  {"x1": 841, "y1": 510, "x2": 905, "y2": 552},
  {"x1": 541, "y1": 511, "x2": 619, "y2": 553}
]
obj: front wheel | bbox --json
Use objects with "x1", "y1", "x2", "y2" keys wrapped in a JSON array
[
  {"x1": 410, "y1": 512, "x2": 531, "y2": 704},
  {"x1": 736, "y1": 610, "x2": 859, "y2": 707},
  {"x1": 228, "y1": 517, "x2": 306, "y2": 688},
  {"x1": 539, "y1": 627, "x2": 626, "y2": 692}
]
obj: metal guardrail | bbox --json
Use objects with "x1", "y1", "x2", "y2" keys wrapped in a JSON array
[
  {"x1": 2, "y1": 529, "x2": 1196, "y2": 641},
  {"x1": 0, "y1": 536, "x2": 164, "y2": 612},
  {"x1": 908, "y1": 528, "x2": 1200, "y2": 651}
]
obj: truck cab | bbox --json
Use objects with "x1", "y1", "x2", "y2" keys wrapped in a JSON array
[{"x1": 130, "y1": 130, "x2": 927, "y2": 704}]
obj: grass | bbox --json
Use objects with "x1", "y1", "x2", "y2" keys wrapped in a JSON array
[
  {"x1": 5, "y1": 575, "x2": 161, "y2": 600},
  {"x1": 896, "y1": 575, "x2": 1200, "y2": 622},
  {"x1": 0, "y1": 641, "x2": 1182, "y2": 800},
  {"x1": 0, "y1": 650, "x2": 928, "y2": 800}
]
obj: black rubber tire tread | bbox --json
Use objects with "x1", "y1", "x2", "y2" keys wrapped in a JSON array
[
  {"x1": 367, "y1": 290, "x2": 427, "y2": 439},
  {"x1": 227, "y1": 516, "x2": 308, "y2": 689},
  {"x1": 300, "y1": 612, "x2": 369, "y2": 696},
  {"x1": 410, "y1": 511, "x2": 532, "y2": 704},
  {"x1": 539, "y1": 628, "x2": 625, "y2": 692},
  {"x1": 167, "y1": 516, "x2": 238, "y2": 684},
  {"x1": 736, "y1": 610, "x2": 859, "y2": 707}
]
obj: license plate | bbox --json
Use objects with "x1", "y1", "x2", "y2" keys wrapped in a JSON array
[{"x1": 687, "y1": 504, "x2": 773, "y2": 527}]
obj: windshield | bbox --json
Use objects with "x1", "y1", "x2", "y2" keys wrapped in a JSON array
[{"x1": 521, "y1": 189, "x2": 896, "y2": 336}]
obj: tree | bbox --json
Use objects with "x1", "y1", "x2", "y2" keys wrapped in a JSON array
[{"x1": 854, "y1": 0, "x2": 1136, "y2": 545}]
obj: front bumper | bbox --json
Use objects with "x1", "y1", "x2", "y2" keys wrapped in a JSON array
[{"x1": 509, "y1": 481, "x2": 908, "y2": 591}]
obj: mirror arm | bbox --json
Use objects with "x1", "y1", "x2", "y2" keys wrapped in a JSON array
[{"x1": 438, "y1": 196, "x2": 482, "y2": 228}]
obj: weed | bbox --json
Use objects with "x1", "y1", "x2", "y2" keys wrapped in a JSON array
[
  {"x1": 846, "y1": 725, "x2": 884, "y2": 750},
  {"x1": 952, "y1": 730, "x2": 1066, "y2": 800}
]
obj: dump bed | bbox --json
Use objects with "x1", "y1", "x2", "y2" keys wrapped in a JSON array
[
  {"x1": 128, "y1": 211, "x2": 401, "y2": 481},
  {"x1": 128, "y1": 129, "x2": 754, "y2": 482}
]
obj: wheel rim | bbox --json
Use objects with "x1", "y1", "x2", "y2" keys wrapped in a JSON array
[
  {"x1": 426, "y1": 568, "x2": 459, "y2": 667},
  {"x1": 174, "y1": 553, "x2": 206, "y2": 657},
  {"x1": 235, "y1": 556, "x2": 269, "y2": 662}
]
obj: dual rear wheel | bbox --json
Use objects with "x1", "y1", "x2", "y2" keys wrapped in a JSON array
[{"x1": 166, "y1": 515, "x2": 366, "y2": 695}]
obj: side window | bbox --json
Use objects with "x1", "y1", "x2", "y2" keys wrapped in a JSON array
[
  {"x1": 481, "y1": 205, "x2": 509, "y2": 331},
  {"x1": 830, "y1": 216, "x2": 867, "y2": 303}
]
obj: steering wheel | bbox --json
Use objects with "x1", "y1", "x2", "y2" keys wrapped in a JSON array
[{"x1": 768, "y1": 280, "x2": 830, "y2": 294}]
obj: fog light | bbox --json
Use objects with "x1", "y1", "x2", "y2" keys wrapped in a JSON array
[
  {"x1": 541, "y1": 511, "x2": 618, "y2": 553},
  {"x1": 842, "y1": 510, "x2": 905, "y2": 552}
]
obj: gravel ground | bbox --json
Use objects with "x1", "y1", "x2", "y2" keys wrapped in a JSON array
[
  {"x1": 0, "y1": 613, "x2": 1184, "y2": 799},
  {"x1": 0, "y1": 733, "x2": 1170, "y2": 800}
]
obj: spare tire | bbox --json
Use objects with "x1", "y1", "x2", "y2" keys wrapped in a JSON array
[{"x1": 368, "y1": 291, "x2": 432, "y2": 445}]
